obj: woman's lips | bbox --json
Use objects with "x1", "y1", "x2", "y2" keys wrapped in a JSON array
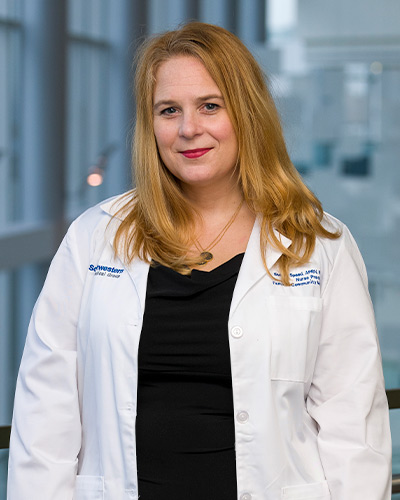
[{"x1": 180, "y1": 148, "x2": 212, "y2": 159}]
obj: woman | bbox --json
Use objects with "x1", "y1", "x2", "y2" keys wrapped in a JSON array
[{"x1": 8, "y1": 22, "x2": 391, "y2": 500}]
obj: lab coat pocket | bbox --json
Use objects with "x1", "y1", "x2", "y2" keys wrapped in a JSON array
[
  {"x1": 73, "y1": 475, "x2": 104, "y2": 500},
  {"x1": 281, "y1": 480, "x2": 331, "y2": 499},
  {"x1": 267, "y1": 296, "x2": 322, "y2": 382}
]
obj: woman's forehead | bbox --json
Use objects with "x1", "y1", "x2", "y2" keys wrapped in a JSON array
[{"x1": 153, "y1": 56, "x2": 221, "y2": 101}]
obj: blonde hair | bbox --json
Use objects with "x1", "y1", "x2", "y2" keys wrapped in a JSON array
[{"x1": 114, "y1": 22, "x2": 339, "y2": 285}]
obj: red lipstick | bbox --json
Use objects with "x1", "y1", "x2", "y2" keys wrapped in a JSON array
[{"x1": 180, "y1": 148, "x2": 211, "y2": 159}]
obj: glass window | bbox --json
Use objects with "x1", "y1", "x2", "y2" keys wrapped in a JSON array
[
  {"x1": 66, "y1": 0, "x2": 111, "y2": 218},
  {"x1": 343, "y1": 63, "x2": 370, "y2": 138},
  {"x1": 68, "y1": 0, "x2": 108, "y2": 39},
  {"x1": 0, "y1": 0, "x2": 22, "y2": 20},
  {"x1": 267, "y1": 0, "x2": 297, "y2": 43},
  {"x1": 0, "y1": 1, "x2": 22, "y2": 227},
  {"x1": 264, "y1": 1, "x2": 400, "y2": 492}
]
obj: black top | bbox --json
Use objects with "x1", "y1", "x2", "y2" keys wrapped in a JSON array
[{"x1": 136, "y1": 254, "x2": 244, "y2": 499}]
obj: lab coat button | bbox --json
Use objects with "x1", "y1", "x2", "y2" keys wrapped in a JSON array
[
  {"x1": 237, "y1": 411, "x2": 249, "y2": 423},
  {"x1": 240, "y1": 493, "x2": 252, "y2": 500},
  {"x1": 231, "y1": 326, "x2": 243, "y2": 338}
]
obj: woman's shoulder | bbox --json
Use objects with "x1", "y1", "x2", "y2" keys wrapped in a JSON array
[
  {"x1": 98, "y1": 190, "x2": 135, "y2": 219},
  {"x1": 319, "y1": 211, "x2": 361, "y2": 255},
  {"x1": 315, "y1": 212, "x2": 368, "y2": 288},
  {"x1": 64, "y1": 191, "x2": 134, "y2": 253}
]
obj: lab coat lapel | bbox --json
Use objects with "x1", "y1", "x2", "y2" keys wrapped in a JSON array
[
  {"x1": 106, "y1": 234, "x2": 149, "y2": 316},
  {"x1": 230, "y1": 217, "x2": 291, "y2": 316},
  {"x1": 124, "y1": 257, "x2": 150, "y2": 315},
  {"x1": 101, "y1": 196, "x2": 150, "y2": 316}
]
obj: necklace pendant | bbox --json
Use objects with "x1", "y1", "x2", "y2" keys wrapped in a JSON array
[{"x1": 198, "y1": 251, "x2": 213, "y2": 265}]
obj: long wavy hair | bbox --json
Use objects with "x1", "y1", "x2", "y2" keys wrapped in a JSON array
[{"x1": 113, "y1": 22, "x2": 339, "y2": 285}]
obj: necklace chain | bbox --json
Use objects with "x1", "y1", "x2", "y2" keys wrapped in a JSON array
[{"x1": 195, "y1": 199, "x2": 244, "y2": 265}]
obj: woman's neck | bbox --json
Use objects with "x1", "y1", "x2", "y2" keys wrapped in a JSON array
[{"x1": 182, "y1": 183, "x2": 244, "y2": 220}]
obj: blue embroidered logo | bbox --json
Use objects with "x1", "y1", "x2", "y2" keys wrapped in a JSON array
[
  {"x1": 89, "y1": 264, "x2": 124, "y2": 278},
  {"x1": 273, "y1": 269, "x2": 320, "y2": 287}
]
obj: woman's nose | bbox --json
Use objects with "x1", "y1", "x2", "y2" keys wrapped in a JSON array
[{"x1": 179, "y1": 111, "x2": 202, "y2": 138}]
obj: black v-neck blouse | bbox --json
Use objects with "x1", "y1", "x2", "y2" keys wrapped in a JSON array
[{"x1": 136, "y1": 253, "x2": 244, "y2": 499}]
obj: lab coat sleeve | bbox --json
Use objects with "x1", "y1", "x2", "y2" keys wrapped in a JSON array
[
  {"x1": 7, "y1": 220, "x2": 87, "y2": 500},
  {"x1": 306, "y1": 226, "x2": 392, "y2": 499}
]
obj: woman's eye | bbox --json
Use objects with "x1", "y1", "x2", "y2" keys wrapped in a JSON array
[
  {"x1": 161, "y1": 107, "x2": 177, "y2": 115},
  {"x1": 204, "y1": 103, "x2": 219, "y2": 111}
]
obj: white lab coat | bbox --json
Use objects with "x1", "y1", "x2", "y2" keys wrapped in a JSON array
[{"x1": 7, "y1": 193, "x2": 392, "y2": 500}]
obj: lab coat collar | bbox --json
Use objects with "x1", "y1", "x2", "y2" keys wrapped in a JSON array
[
  {"x1": 100, "y1": 192, "x2": 134, "y2": 220},
  {"x1": 101, "y1": 196, "x2": 292, "y2": 315}
]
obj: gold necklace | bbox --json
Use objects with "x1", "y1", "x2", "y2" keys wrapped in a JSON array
[{"x1": 195, "y1": 200, "x2": 244, "y2": 265}]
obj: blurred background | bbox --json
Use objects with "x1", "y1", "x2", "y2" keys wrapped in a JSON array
[{"x1": 0, "y1": 0, "x2": 399, "y2": 496}]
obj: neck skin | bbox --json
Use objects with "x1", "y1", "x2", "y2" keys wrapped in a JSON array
[
  {"x1": 177, "y1": 173, "x2": 256, "y2": 269},
  {"x1": 181, "y1": 176, "x2": 244, "y2": 221},
  {"x1": 181, "y1": 179, "x2": 256, "y2": 255}
]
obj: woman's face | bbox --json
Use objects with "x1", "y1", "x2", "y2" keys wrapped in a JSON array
[{"x1": 153, "y1": 56, "x2": 239, "y2": 193}]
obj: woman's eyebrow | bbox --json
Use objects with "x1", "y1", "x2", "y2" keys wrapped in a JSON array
[
  {"x1": 153, "y1": 99, "x2": 177, "y2": 110},
  {"x1": 196, "y1": 94, "x2": 224, "y2": 102},
  {"x1": 153, "y1": 94, "x2": 225, "y2": 110}
]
